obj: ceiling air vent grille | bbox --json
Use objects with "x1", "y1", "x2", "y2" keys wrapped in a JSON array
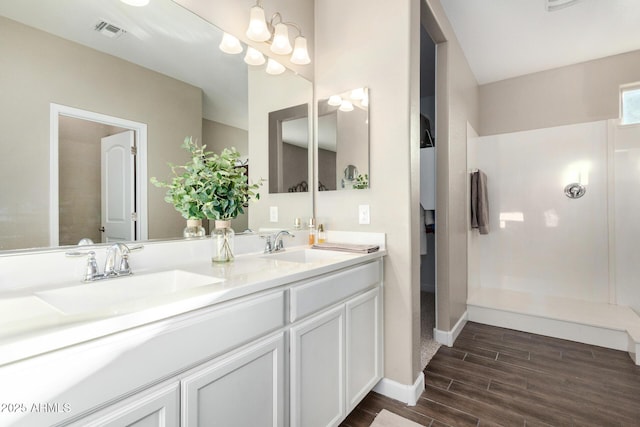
[{"x1": 94, "y1": 20, "x2": 126, "y2": 38}]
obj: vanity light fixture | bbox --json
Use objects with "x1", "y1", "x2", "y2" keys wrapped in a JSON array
[
  {"x1": 244, "y1": 47, "x2": 266, "y2": 66},
  {"x1": 265, "y1": 58, "x2": 286, "y2": 75},
  {"x1": 327, "y1": 95, "x2": 342, "y2": 106},
  {"x1": 339, "y1": 100, "x2": 354, "y2": 112},
  {"x1": 219, "y1": 33, "x2": 243, "y2": 54},
  {"x1": 245, "y1": 0, "x2": 311, "y2": 65},
  {"x1": 120, "y1": 0, "x2": 150, "y2": 6}
]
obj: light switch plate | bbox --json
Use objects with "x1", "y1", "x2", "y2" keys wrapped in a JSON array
[
  {"x1": 358, "y1": 204, "x2": 370, "y2": 224},
  {"x1": 270, "y1": 206, "x2": 278, "y2": 222}
]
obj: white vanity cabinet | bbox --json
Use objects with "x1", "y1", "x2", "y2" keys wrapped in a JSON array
[
  {"x1": 181, "y1": 332, "x2": 285, "y2": 427},
  {"x1": 65, "y1": 381, "x2": 180, "y2": 427},
  {"x1": 0, "y1": 256, "x2": 383, "y2": 427},
  {"x1": 289, "y1": 261, "x2": 383, "y2": 427}
]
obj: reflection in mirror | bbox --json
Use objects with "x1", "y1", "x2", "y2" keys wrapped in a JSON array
[
  {"x1": 269, "y1": 104, "x2": 310, "y2": 193},
  {"x1": 0, "y1": 0, "x2": 312, "y2": 252},
  {"x1": 317, "y1": 88, "x2": 370, "y2": 191}
]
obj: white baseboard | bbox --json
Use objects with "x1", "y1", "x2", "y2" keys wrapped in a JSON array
[
  {"x1": 434, "y1": 311, "x2": 468, "y2": 347},
  {"x1": 373, "y1": 371, "x2": 424, "y2": 406}
]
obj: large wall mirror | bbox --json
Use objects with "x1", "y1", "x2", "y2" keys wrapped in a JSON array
[
  {"x1": 0, "y1": 0, "x2": 312, "y2": 252},
  {"x1": 318, "y1": 88, "x2": 370, "y2": 191}
]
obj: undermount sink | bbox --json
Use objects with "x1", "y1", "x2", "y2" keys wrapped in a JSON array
[
  {"x1": 261, "y1": 249, "x2": 351, "y2": 264},
  {"x1": 35, "y1": 270, "x2": 223, "y2": 315}
]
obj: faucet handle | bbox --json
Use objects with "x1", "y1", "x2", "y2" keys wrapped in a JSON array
[
  {"x1": 66, "y1": 250, "x2": 100, "y2": 282},
  {"x1": 261, "y1": 235, "x2": 274, "y2": 253},
  {"x1": 119, "y1": 253, "x2": 131, "y2": 276}
]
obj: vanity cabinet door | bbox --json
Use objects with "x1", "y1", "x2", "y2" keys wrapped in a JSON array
[
  {"x1": 345, "y1": 286, "x2": 383, "y2": 412},
  {"x1": 181, "y1": 332, "x2": 285, "y2": 427},
  {"x1": 66, "y1": 381, "x2": 179, "y2": 427},
  {"x1": 290, "y1": 305, "x2": 345, "y2": 427}
]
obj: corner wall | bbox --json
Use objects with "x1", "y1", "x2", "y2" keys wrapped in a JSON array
[{"x1": 314, "y1": 0, "x2": 422, "y2": 387}]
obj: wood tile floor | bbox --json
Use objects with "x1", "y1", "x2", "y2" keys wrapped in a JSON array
[{"x1": 341, "y1": 322, "x2": 640, "y2": 427}]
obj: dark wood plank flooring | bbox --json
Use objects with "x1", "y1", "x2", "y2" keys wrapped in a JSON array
[{"x1": 341, "y1": 322, "x2": 640, "y2": 427}]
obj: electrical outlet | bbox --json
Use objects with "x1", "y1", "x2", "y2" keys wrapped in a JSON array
[
  {"x1": 270, "y1": 206, "x2": 278, "y2": 222},
  {"x1": 358, "y1": 204, "x2": 370, "y2": 225}
]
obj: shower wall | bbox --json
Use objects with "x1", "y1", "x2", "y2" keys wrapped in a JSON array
[
  {"x1": 469, "y1": 121, "x2": 610, "y2": 303},
  {"x1": 612, "y1": 123, "x2": 640, "y2": 315}
]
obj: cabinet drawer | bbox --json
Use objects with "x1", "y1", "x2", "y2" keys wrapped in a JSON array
[{"x1": 290, "y1": 261, "x2": 381, "y2": 322}]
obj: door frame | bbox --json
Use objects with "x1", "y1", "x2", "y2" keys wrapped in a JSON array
[{"x1": 49, "y1": 103, "x2": 148, "y2": 246}]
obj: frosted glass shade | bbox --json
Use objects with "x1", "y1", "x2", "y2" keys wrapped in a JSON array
[
  {"x1": 271, "y1": 23, "x2": 292, "y2": 55},
  {"x1": 244, "y1": 47, "x2": 266, "y2": 66},
  {"x1": 265, "y1": 58, "x2": 286, "y2": 75},
  {"x1": 219, "y1": 33, "x2": 243, "y2": 54},
  {"x1": 327, "y1": 95, "x2": 342, "y2": 106},
  {"x1": 290, "y1": 36, "x2": 311, "y2": 65},
  {"x1": 246, "y1": 6, "x2": 271, "y2": 42},
  {"x1": 339, "y1": 100, "x2": 354, "y2": 112}
]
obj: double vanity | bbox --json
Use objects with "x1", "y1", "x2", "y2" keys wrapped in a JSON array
[{"x1": 0, "y1": 232, "x2": 385, "y2": 427}]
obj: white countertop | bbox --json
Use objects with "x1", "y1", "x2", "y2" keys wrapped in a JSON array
[{"x1": 0, "y1": 243, "x2": 385, "y2": 367}]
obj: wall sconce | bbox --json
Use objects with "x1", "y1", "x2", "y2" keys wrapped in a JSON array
[{"x1": 245, "y1": 0, "x2": 311, "y2": 65}]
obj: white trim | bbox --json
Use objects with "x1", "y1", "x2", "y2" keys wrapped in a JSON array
[
  {"x1": 49, "y1": 103, "x2": 148, "y2": 246},
  {"x1": 434, "y1": 310, "x2": 468, "y2": 347},
  {"x1": 373, "y1": 371, "x2": 424, "y2": 406}
]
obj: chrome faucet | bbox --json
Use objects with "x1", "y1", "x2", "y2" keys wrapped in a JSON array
[
  {"x1": 263, "y1": 230, "x2": 294, "y2": 254},
  {"x1": 67, "y1": 243, "x2": 143, "y2": 282},
  {"x1": 104, "y1": 243, "x2": 133, "y2": 277}
]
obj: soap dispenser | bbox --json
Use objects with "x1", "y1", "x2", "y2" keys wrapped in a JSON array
[
  {"x1": 308, "y1": 218, "x2": 316, "y2": 245},
  {"x1": 317, "y1": 224, "x2": 326, "y2": 243}
]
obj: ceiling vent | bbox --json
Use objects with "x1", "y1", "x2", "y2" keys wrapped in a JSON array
[
  {"x1": 94, "y1": 20, "x2": 126, "y2": 38},
  {"x1": 545, "y1": 0, "x2": 580, "y2": 12}
]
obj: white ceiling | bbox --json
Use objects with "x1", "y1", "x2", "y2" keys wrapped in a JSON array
[
  {"x1": 0, "y1": 0, "x2": 249, "y2": 129},
  {"x1": 440, "y1": 0, "x2": 640, "y2": 84}
]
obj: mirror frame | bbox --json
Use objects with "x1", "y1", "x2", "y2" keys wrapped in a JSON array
[{"x1": 268, "y1": 103, "x2": 310, "y2": 194}]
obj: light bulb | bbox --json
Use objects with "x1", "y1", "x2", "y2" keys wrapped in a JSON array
[
  {"x1": 244, "y1": 47, "x2": 266, "y2": 66},
  {"x1": 219, "y1": 33, "x2": 243, "y2": 54},
  {"x1": 290, "y1": 36, "x2": 311, "y2": 65},
  {"x1": 339, "y1": 100, "x2": 354, "y2": 112},
  {"x1": 265, "y1": 58, "x2": 286, "y2": 75},
  {"x1": 246, "y1": 6, "x2": 271, "y2": 42},
  {"x1": 327, "y1": 95, "x2": 342, "y2": 106},
  {"x1": 270, "y1": 23, "x2": 292, "y2": 55}
]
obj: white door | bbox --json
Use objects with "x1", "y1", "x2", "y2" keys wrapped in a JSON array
[{"x1": 101, "y1": 131, "x2": 135, "y2": 243}]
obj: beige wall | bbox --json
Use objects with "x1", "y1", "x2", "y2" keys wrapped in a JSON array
[
  {"x1": 480, "y1": 49, "x2": 640, "y2": 136},
  {"x1": 0, "y1": 16, "x2": 202, "y2": 250},
  {"x1": 247, "y1": 67, "x2": 313, "y2": 230},
  {"x1": 315, "y1": 0, "x2": 422, "y2": 385}
]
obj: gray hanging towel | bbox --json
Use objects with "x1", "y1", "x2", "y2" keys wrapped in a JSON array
[{"x1": 471, "y1": 170, "x2": 489, "y2": 235}]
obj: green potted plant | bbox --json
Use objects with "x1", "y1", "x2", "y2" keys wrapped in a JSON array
[{"x1": 151, "y1": 137, "x2": 262, "y2": 262}]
